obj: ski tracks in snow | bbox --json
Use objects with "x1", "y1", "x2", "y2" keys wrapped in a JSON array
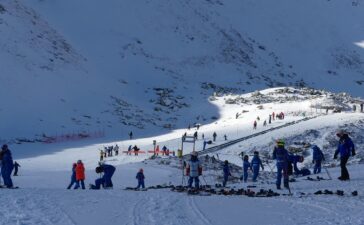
[
  {"x1": 120, "y1": 191, "x2": 212, "y2": 225},
  {"x1": 0, "y1": 189, "x2": 76, "y2": 225}
]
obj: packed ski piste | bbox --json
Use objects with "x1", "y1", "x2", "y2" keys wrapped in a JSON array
[{"x1": 1, "y1": 88, "x2": 364, "y2": 225}]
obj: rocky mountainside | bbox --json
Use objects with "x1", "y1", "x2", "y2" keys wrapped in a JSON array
[{"x1": 1, "y1": 0, "x2": 364, "y2": 141}]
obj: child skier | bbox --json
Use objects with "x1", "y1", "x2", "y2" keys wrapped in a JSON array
[
  {"x1": 136, "y1": 168, "x2": 145, "y2": 189},
  {"x1": 222, "y1": 160, "x2": 231, "y2": 187},
  {"x1": 312, "y1": 145, "x2": 325, "y2": 174},
  {"x1": 67, "y1": 163, "x2": 77, "y2": 189},
  {"x1": 251, "y1": 151, "x2": 264, "y2": 182},
  {"x1": 13, "y1": 161, "x2": 20, "y2": 176},
  {"x1": 75, "y1": 160, "x2": 86, "y2": 189},
  {"x1": 241, "y1": 155, "x2": 251, "y2": 182}
]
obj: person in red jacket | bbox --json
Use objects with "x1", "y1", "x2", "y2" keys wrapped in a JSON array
[{"x1": 75, "y1": 160, "x2": 86, "y2": 189}]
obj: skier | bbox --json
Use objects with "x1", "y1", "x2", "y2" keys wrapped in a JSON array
[
  {"x1": 263, "y1": 120, "x2": 267, "y2": 126},
  {"x1": 186, "y1": 152, "x2": 202, "y2": 189},
  {"x1": 100, "y1": 150, "x2": 104, "y2": 161},
  {"x1": 114, "y1": 144, "x2": 119, "y2": 156},
  {"x1": 162, "y1": 145, "x2": 167, "y2": 155},
  {"x1": 269, "y1": 115, "x2": 272, "y2": 124},
  {"x1": 272, "y1": 112, "x2": 275, "y2": 120},
  {"x1": 203, "y1": 140, "x2": 212, "y2": 150},
  {"x1": 194, "y1": 131, "x2": 198, "y2": 140},
  {"x1": 257, "y1": 116, "x2": 260, "y2": 121},
  {"x1": 287, "y1": 154, "x2": 307, "y2": 176},
  {"x1": 222, "y1": 160, "x2": 231, "y2": 187},
  {"x1": 128, "y1": 145, "x2": 132, "y2": 155},
  {"x1": 133, "y1": 145, "x2": 140, "y2": 156},
  {"x1": 90, "y1": 164, "x2": 116, "y2": 189},
  {"x1": 224, "y1": 134, "x2": 227, "y2": 141},
  {"x1": 236, "y1": 112, "x2": 239, "y2": 119},
  {"x1": 136, "y1": 168, "x2": 145, "y2": 189},
  {"x1": 312, "y1": 145, "x2": 325, "y2": 174},
  {"x1": 67, "y1": 163, "x2": 77, "y2": 189},
  {"x1": 213, "y1": 132, "x2": 217, "y2": 142},
  {"x1": 251, "y1": 151, "x2": 264, "y2": 182},
  {"x1": 202, "y1": 133, "x2": 205, "y2": 140},
  {"x1": 74, "y1": 160, "x2": 86, "y2": 189},
  {"x1": 253, "y1": 120, "x2": 257, "y2": 129},
  {"x1": 13, "y1": 161, "x2": 20, "y2": 176},
  {"x1": 353, "y1": 105, "x2": 357, "y2": 112},
  {"x1": 360, "y1": 103, "x2": 363, "y2": 112},
  {"x1": 334, "y1": 131, "x2": 356, "y2": 181},
  {"x1": 129, "y1": 131, "x2": 133, "y2": 140},
  {"x1": 241, "y1": 155, "x2": 251, "y2": 183},
  {"x1": 272, "y1": 140, "x2": 289, "y2": 189},
  {"x1": 0, "y1": 145, "x2": 14, "y2": 188}
]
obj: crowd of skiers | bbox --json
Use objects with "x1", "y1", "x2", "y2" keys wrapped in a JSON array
[
  {"x1": 100, "y1": 144, "x2": 119, "y2": 161},
  {"x1": 0, "y1": 127, "x2": 356, "y2": 191},
  {"x1": 182, "y1": 129, "x2": 356, "y2": 190}
]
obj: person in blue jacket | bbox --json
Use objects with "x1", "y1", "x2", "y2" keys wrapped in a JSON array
[
  {"x1": 136, "y1": 168, "x2": 145, "y2": 189},
  {"x1": 334, "y1": 131, "x2": 356, "y2": 181},
  {"x1": 0, "y1": 144, "x2": 14, "y2": 188},
  {"x1": 67, "y1": 163, "x2": 77, "y2": 189},
  {"x1": 272, "y1": 140, "x2": 289, "y2": 189},
  {"x1": 251, "y1": 151, "x2": 264, "y2": 182},
  {"x1": 312, "y1": 145, "x2": 325, "y2": 174},
  {"x1": 241, "y1": 155, "x2": 251, "y2": 183},
  {"x1": 90, "y1": 164, "x2": 116, "y2": 189},
  {"x1": 222, "y1": 160, "x2": 231, "y2": 187}
]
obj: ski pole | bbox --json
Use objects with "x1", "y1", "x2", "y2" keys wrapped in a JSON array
[
  {"x1": 201, "y1": 174, "x2": 208, "y2": 186},
  {"x1": 324, "y1": 167, "x2": 332, "y2": 180}
]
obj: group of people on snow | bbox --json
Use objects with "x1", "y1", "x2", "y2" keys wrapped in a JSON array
[
  {"x1": 100, "y1": 144, "x2": 119, "y2": 161},
  {"x1": 253, "y1": 112, "x2": 285, "y2": 130},
  {"x1": 183, "y1": 129, "x2": 356, "y2": 190}
]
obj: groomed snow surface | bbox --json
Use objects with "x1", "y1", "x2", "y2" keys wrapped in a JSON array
[{"x1": 2, "y1": 88, "x2": 364, "y2": 225}]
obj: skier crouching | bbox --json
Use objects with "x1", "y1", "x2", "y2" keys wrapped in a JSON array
[
  {"x1": 186, "y1": 152, "x2": 202, "y2": 189},
  {"x1": 90, "y1": 164, "x2": 116, "y2": 189}
]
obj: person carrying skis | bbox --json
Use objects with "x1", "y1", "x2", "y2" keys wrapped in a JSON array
[
  {"x1": 213, "y1": 132, "x2": 217, "y2": 142},
  {"x1": 13, "y1": 161, "x2": 20, "y2": 176},
  {"x1": 241, "y1": 155, "x2": 251, "y2": 183},
  {"x1": 272, "y1": 140, "x2": 289, "y2": 189},
  {"x1": 334, "y1": 130, "x2": 356, "y2": 181},
  {"x1": 136, "y1": 168, "x2": 145, "y2": 189},
  {"x1": 67, "y1": 163, "x2": 77, "y2": 189},
  {"x1": 222, "y1": 160, "x2": 231, "y2": 187},
  {"x1": 312, "y1": 145, "x2": 325, "y2": 174},
  {"x1": 75, "y1": 160, "x2": 86, "y2": 189},
  {"x1": 186, "y1": 151, "x2": 202, "y2": 189},
  {"x1": 251, "y1": 151, "x2": 264, "y2": 182},
  {"x1": 90, "y1": 164, "x2": 116, "y2": 189},
  {"x1": 0, "y1": 144, "x2": 14, "y2": 188}
]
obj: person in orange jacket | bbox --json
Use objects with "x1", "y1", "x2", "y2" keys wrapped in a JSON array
[{"x1": 75, "y1": 160, "x2": 85, "y2": 189}]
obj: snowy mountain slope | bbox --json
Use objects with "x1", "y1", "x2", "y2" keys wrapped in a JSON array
[
  {"x1": 3, "y1": 87, "x2": 364, "y2": 225},
  {"x1": 2, "y1": 0, "x2": 364, "y2": 143}
]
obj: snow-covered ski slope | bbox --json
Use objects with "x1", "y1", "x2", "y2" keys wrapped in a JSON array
[
  {"x1": 16, "y1": 87, "x2": 364, "y2": 170},
  {"x1": 3, "y1": 87, "x2": 364, "y2": 225},
  {"x1": 1, "y1": 0, "x2": 364, "y2": 142}
]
